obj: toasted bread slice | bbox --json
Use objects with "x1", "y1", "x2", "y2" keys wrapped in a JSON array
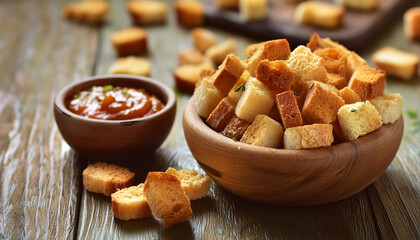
[
  {"x1": 206, "y1": 97, "x2": 237, "y2": 132},
  {"x1": 165, "y1": 168, "x2": 211, "y2": 200},
  {"x1": 221, "y1": 115, "x2": 251, "y2": 141},
  {"x1": 111, "y1": 184, "x2": 151, "y2": 221},
  {"x1": 275, "y1": 90, "x2": 303, "y2": 128},
  {"x1": 284, "y1": 124, "x2": 334, "y2": 149}
]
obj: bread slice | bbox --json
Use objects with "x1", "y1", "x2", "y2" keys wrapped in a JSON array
[
  {"x1": 256, "y1": 59, "x2": 295, "y2": 94},
  {"x1": 284, "y1": 124, "x2": 334, "y2": 150},
  {"x1": 205, "y1": 39, "x2": 236, "y2": 65},
  {"x1": 109, "y1": 56, "x2": 152, "y2": 76},
  {"x1": 193, "y1": 76, "x2": 225, "y2": 118},
  {"x1": 241, "y1": 115, "x2": 284, "y2": 148},
  {"x1": 372, "y1": 46, "x2": 419, "y2": 80},
  {"x1": 220, "y1": 115, "x2": 251, "y2": 141},
  {"x1": 178, "y1": 48, "x2": 205, "y2": 66},
  {"x1": 239, "y1": 0, "x2": 268, "y2": 22},
  {"x1": 337, "y1": 101, "x2": 383, "y2": 140},
  {"x1": 110, "y1": 27, "x2": 147, "y2": 56},
  {"x1": 228, "y1": 70, "x2": 250, "y2": 103},
  {"x1": 339, "y1": 87, "x2": 361, "y2": 104},
  {"x1": 82, "y1": 162, "x2": 135, "y2": 196},
  {"x1": 206, "y1": 97, "x2": 237, "y2": 132},
  {"x1": 175, "y1": 0, "x2": 204, "y2": 27},
  {"x1": 174, "y1": 60, "x2": 214, "y2": 93},
  {"x1": 275, "y1": 91, "x2": 303, "y2": 128},
  {"x1": 111, "y1": 184, "x2": 151, "y2": 221},
  {"x1": 192, "y1": 28, "x2": 218, "y2": 53},
  {"x1": 63, "y1": 0, "x2": 109, "y2": 24},
  {"x1": 212, "y1": 54, "x2": 246, "y2": 95},
  {"x1": 165, "y1": 168, "x2": 211, "y2": 200},
  {"x1": 370, "y1": 93, "x2": 402, "y2": 124},
  {"x1": 144, "y1": 172, "x2": 192, "y2": 228},
  {"x1": 404, "y1": 7, "x2": 420, "y2": 41},
  {"x1": 348, "y1": 66, "x2": 385, "y2": 100},
  {"x1": 235, "y1": 77, "x2": 274, "y2": 122},
  {"x1": 295, "y1": 1, "x2": 345, "y2": 29},
  {"x1": 335, "y1": 0, "x2": 378, "y2": 10},
  {"x1": 126, "y1": 0, "x2": 167, "y2": 25}
]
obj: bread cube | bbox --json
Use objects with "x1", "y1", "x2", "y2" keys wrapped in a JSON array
[
  {"x1": 339, "y1": 87, "x2": 361, "y2": 104},
  {"x1": 241, "y1": 115, "x2": 284, "y2": 148},
  {"x1": 346, "y1": 51, "x2": 369, "y2": 80},
  {"x1": 178, "y1": 49, "x2": 205, "y2": 65},
  {"x1": 110, "y1": 27, "x2": 147, "y2": 56},
  {"x1": 348, "y1": 66, "x2": 385, "y2": 100},
  {"x1": 212, "y1": 54, "x2": 246, "y2": 95},
  {"x1": 205, "y1": 39, "x2": 236, "y2": 65},
  {"x1": 174, "y1": 61, "x2": 214, "y2": 94},
  {"x1": 63, "y1": 0, "x2": 109, "y2": 24},
  {"x1": 313, "y1": 47, "x2": 347, "y2": 77},
  {"x1": 192, "y1": 28, "x2": 218, "y2": 53},
  {"x1": 206, "y1": 97, "x2": 237, "y2": 132},
  {"x1": 216, "y1": 0, "x2": 239, "y2": 8},
  {"x1": 193, "y1": 76, "x2": 225, "y2": 118},
  {"x1": 335, "y1": 0, "x2": 378, "y2": 10},
  {"x1": 295, "y1": 1, "x2": 345, "y2": 29},
  {"x1": 175, "y1": 0, "x2": 204, "y2": 27},
  {"x1": 256, "y1": 59, "x2": 295, "y2": 94},
  {"x1": 337, "y1": 101, "x2": 383, "y2": 140},
  {"x1": 165, "y1": 168, "x2": 211, "y2": 200},
  {"x1": 286, "y1": 45, "x2": 327, "y2": 83},
  {"x1": 221, "y1": 115, "x2": 251, "y2": 140},
  {"x1": 239, "y1": 0, "x2": 268, "y2": 22},
  {"x1": 126, "y1": 0, "x2": 167, "y2": 25},
  {"x1": 301, "y1": 82, "x2": 344, "y2": 124},
  {"x1": 327, "y1": 73, "x2": 347, "y2": 90},
  {"x1": 284, "y1": 124, "x2": 334, "y2": 150},
  {"x1": 404, "y1": 7, "x2": 420, "y2": 41},
  {"x1": 109, "y1": 56, "x2": 152, "y2": 76},
  {"x1": 275, "y1": 91, "x2": 303, "y2": 128},
  {"x1": 372, "y1": 47, "x2": 419, "y2": 80},
  {"x1": 370, "y1": 93, "x2": 402, "y2": 124},
  {"x1": 244, "y1": 42, "x2": 264, "y2": 59},
  {"x1": 228, "y1": 70, "x2": 250, "y2": 103},
  {"x1": 82, "y1": 162, "x2": 135, "y2": 196},
  {"x1": 235, "y1": 77, "x2": 274, "y2": 122},
  {"x1": 111, "y1": 184, "x2": 151, "y2": 221}
]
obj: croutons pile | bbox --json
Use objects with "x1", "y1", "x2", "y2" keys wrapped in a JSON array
[{"x1": 193, "y1": 33, "x2": 402, "y2": 150}]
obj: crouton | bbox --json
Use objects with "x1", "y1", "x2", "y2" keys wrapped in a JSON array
[
  {"x1": 165, "y1": 168, "x2": 211, "y2": 200},
  {"x1": 193, "y1": 76, "x2": 225, "y2": 118},
  {"x1": 175, "y1": 0, "x2": 205, "y2": 27},
  {"x1": 221, "y1": 115, "x2": 251, "y2": 140},
  {"x1": 286, "y1": 45, "x2": 328, "y2": 83},
  {"x1": 346, "y1": 51, "x2": 369, "y2": 80},
  {"x1": 313, "y1": 47, "x2": 347, "y2": 77},
  {"x1": 205, "y1": 39, "x2": 236, "y2": 65},
  {"x1": 244, "y1": 42, "x2": 264, "y2": 59},
  {"x1": 327, "y1": 73, "x2": 347, "y2": 90},
  {"x1": 404, "y1": 7, "x2": 420, "y2": 41},
  {"x1": 275, "y1": 91, "x2": 303, "y2": 128},
  {"x1": 241, "y1": 115, "x2": 284, "y2": 148},
  {"x1": 178, "y1": 49, "x2": 205, "y2": 66},
  {"x1": 63, "y1": 0, "x2": 109, "y2": 24},
  {"x1": 239, "y1": 0, "x2": 268, "y2": 22},
  {"x1": 335, "y1": 0, "x2": 378, "y2": 10},
  {"x1": 126, "y1": 0, "x2": 167, "y2": 25},
  {"x1": 109, "y1": 56, "x2": 152, "y2": 76},
  {"x1": 372, "y1": 47, "x2": 419, "y2": 80},
  {"x1": 216, "y1": 0, "x2": 239, "y2": 8},
  {"x1": 295, "y1": 1, "x2": 345, "y2": 29},
  {"x1": 174, "y1": 60, "x2": 214, "y2": 93},
  {"x1": 212, "y1": 54, "x2": 246, "y2": 95},
  {"x1": 192, "y1": 28, "x2": 218, "y2": 53},
  {"x1": 256, "y1": 59, "x2": 295, "y2": 94},
  {"x1": 284, "y1": 124, "x2": 334, "y2": 149},
  {"x1": 110, "y1": 27, "x2": 148, "y2": 56},
  {"x1": 370, "y1": 93, "x2": 402, "y2": 124},
  {"x1": 348, "y1": 66, "x2": 386, "y2": 100},
  {"x1": 111, "y1": 184, "x2": 151, "y2": 221},
  {"x1": 339, "y1": 87, "x2": 361, "y2": 104},
  {"x1": 228, "y1": 70, "x2": 250, "y2": 103},
  {"x1": 206, "y1": 97, "x2": 237, "y2": 132}
]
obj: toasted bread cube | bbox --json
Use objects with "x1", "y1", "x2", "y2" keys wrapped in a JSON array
[
  {"x1": 235, "y1": 77, "x2": 274, "y2": 122},
  {"x1": 205, "y1": 39, "x2": 236, "y2": 65},
  {"x1": 372, "y1": 47, "x2": 419, "y2": 80},
  {"x1": 346, "y1": 52, "x2": 369, "y2": 79},
  {"x1": 275, "y1": 91, "x2": 303, "y2": 128},
  {"x1": 339, "y1": 87, "x2": 361, "y2": 104},
  {"x1": 228, "y1": 70, "x2": 250, "y2": 103},
  {"x1": 178, "y1": 49, "x2": 205, "y2": 65},
  {"x1": 302, "y1": 82, "x2": 345, "y2": 124},
  {"x1": 63, "y1": 0, "x2": 109, "y2": 24},
  {"x1": 239, "y1": 0, "x2": 268, "y2": 22},
  {"x1": 337, "y1": 101, "x2": 383, "y2": 140},
  {"x1": 284, "y1": 124, "x2": 334, "y2": 149},
  {"x1": 110, "y1": 27, "x2": 147, "y2": 56},
  {"x1": 286, "y1": 46, "x2": 328, "y2": 83},
  {"x1": 192, "y1": 28, "x2": 218, "y2": 53},
  {"x1": 221, "y1": 115, "x2": 251, "y2": 140},
  {"x1": 144, "y1": 172, "x2": 192, "y2": 228},
  {"x1": 404, "y1": 7, "x2": 420, "y2": 41},
  {"x1": 216, "y1": 0, "x2": 239, "y2": 8},
  {"x1": 247, "y1": 39, "x2": 291, "y2": 77},
  {"x1": 165, "y1": 168, "x2": 211, "y2": 200},
  {"x1": 175, "y1": 0, "x2": 204, "y2": 27},
  {"x1": 206, "y1": 97, "x2": 237, "y2": 132},
  {"x1": 370, "y1": 93, "x2": 402, "y2": 124},
  {"x1": 111, "y1": 184, "x2": 151, "y2": 221},
  {"x1": 212, "y1": 54, "x2": 246, "y2": 95},
  {"x1": 327, "y1": 73, "x2": 347, "y2": 90},
  {"x1": 83, "y1": 162, "x2": 135, "y2": 196},
  {"x1": 241, "y1": 115, "x2": 284, "y2": 148},
  {"x1": 335, "y1": 0, "x2": 378, "y2": 10},
  {"x1": 174, "y1": 61, "x2": 214, "y2": 93},
  {"x1": 348, "y1": 66, "x2": 386, "y2": 100},
  {"x1": 244, "y1": 42, "x2": 264, "y2": 59},
  {"x1": 109, "y1": 56, "x2": 152, "y2": 76},
  {"x1": 126, "y1": 0, "x2": 167, "y2": 25},
  {"x1": 295, "y1": 1, "x2": 345, "y2": 29},
  {"x1": 314, "y1": 47, "x2": 347, "y2": 77},
  {"x1": 193, "y1": 77, "x2": 225, "y2": 118},
  {"x1": 256, "y1": 60, "x2": 295, "y2": 94}
]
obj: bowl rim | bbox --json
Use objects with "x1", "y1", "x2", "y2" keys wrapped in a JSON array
[{"x1": 54, "y1": 74, "x2": 176, "y2": 124}]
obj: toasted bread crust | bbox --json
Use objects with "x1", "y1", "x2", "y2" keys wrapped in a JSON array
[
  {"x1": 111, "y1": 184, "x2": 151, "y2": 221},
  {"x1": 126, "y1": 0, "x2": 167, "y2": 25},
  {"x1": 256, "y1": 60, "x2": 295, "y2": 94},
  {"x1": 221, "y1": 115, "x2": 251, "y2": 141},
  {"x1": 63, "y1": 0, "x2": 109, "y2": 24},
  {"x1": 165, "y1": 168, "x2": 211, "y2": 200},
  {"x1": 175, "y1": 1, "x2": 204, "y2": 27},
  {"x1": 241, "y1": 115, "x2": 284, "y2": 148},
  {"x1": 275, "y1": 91, "x2": 303, "y2": 129},
  {"x1": 348, "y1": 66, "x2": 386, "y2": 100},
  {"x1": 206, "y1": 97, "x2": 237, "y2": 132},
  {"x1": 284, "y1": 124, "x2": 334, "y2": 149}
]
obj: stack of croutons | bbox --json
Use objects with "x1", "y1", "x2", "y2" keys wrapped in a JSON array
[{"x1": 193, "y1": 33, "x2": 402, "y2": 150}]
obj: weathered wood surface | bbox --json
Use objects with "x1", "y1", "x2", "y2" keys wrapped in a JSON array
[{"x1": 0, "y1": 0, "x2": 419, "y2": 239}]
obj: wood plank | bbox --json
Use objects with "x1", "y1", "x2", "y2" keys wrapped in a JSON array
[{"x1": 0, "y1": 0, "x2": 98, "y2": 239}]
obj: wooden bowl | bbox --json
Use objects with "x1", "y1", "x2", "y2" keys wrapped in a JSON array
[
  {"x1": 54, "y1": 75, "x2": 176, "y2": 161},
  {"x1": 183, "y1": 98, "x2": 404, "y2": 206}
]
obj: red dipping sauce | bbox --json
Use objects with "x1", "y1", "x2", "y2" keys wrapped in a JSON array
[{"x1": 68, "y1": 85, "x2": 164, "y2": 120}]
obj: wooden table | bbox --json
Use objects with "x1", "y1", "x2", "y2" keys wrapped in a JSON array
[{"x1": 1, "y1": 0, "x2": 419, "y2": 239}]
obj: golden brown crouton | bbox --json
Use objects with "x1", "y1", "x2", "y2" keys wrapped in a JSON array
[
  {"x1": 221, "y1": 115, "x2": 251, "y2": 141},
  {"x1": 110, "y1": 27, "x2": 148, "y2": 56},
  {"x1": 63, "y1": 0, "x2": 109, "y2": 24},
  {"x1": 192, "y1": 28, "x2": 218, "y2": 53},
  {"x1": 295, "y1": 1, "x2": 345, "y2": 29},
  {"x1": 205, "y1": 39, "x2": 236, "y2": 66},
  {"x1": 165, "y1": 168, "x2": 211, "y2": 200},
  {"x1": 241, "y1": 115, "x2": 284, "y2": 148},
  {"x1": 256, "y1": 60, "x2": 295, "y2": 94},
  {"x1": 126, "y1": 0, "x2": 167, "y2": 25},
  {"x1": 175, "y1": 0, "x2": 205, "y2": 27},
  {"x1": 348, "y1": 66, "x2": 386, "y2": 100},
  {"x1": 175, "y1": 61, "x2": 214, "y2": 94},
  {"x1": 212, "y1": 54, "x2": 246, "y2": 95},
  {"x1": 404, "y1": 7, "x2": 420, "y2": 41},
  {"x1": 286, "y1": 45, "x2": 328, "y2": 83},
  {"x1": 239, "y1": 0, "x2": 268, "y2": 21},
  {"x1": 109, "y1": 56, "x2": 152, "y2": 76},
  {"x1": 275, "y1": 91, "x2": 303, "y2": 128},
  {"x1": 178, "y1": 49, "x2": 205, "y2": 66},
  {"x1": 111, "y1": 184, "x2": 151, "y2": 221},
  {"x1": 244, "y1": 42, "x2": 265, "y2": 59},
  {"x1": 193, "y1": 76, "x2": 225, "y2": 118},
  {"x1": 215, "y1": 0, "x2": 239, "y2": 8},
  {"x1": 336, "y1": 0, "x2": 378, "y2": 10},
  {"x1": 372, "y1": 47, "x2": 419, "y2": 80},
  {"x1": 284, "y1": 124, "x2": 334, "y2": 149},
  {"x1": 339, "y1": 87, "x2": 361, "y2": 104},
  {"x1": 370, "y1": 93, "x2": 402, "y2": 124},
  {"x1": 228, "y1": 70, "x2": 250, "y2": 103},
  {"x1": 206, "y1": 97, "x2": 237, "y2": 132}
]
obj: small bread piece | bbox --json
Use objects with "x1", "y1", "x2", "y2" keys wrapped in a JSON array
[
  {"x1": 192, "y1": 28, "x2": 218, "y2": 53},
  {"x1": 256, "y1": 60, "x2": 295, "y2": 94},
  {"x1": 110, "y1": 27, "x2": 147, "y2": 56},
  {"x1": 235, "y1": 77, "x2": 274, "y2": 122},
  {"x1": 109, "y1": 56, "x2": 152, "y2": 76},
  {"x1": 239, "y1": 0, "x2": 268, "y2": 22},
  {"x1": 284, "y1": 124, "x2": 334, "y2": 150},
  {"x1": 275, "y1": 91, "x2": 303, "y2": 128},
  {"x1": 63, "y1": 0, "x2": 109, "y2": 24},
  {"x1": 221, "y1": 115, "x2": 251, "y2": 140},
  {"x1": 370, "y1": 93, "x2": 402, "y2": 124},
  {"x1": 244, "y1": 42, "x2": 264, "y2": 59},
  {"x1": 301, "y1": 82, "x2": 345, "y2": 124},
  {"x1": 193, "y1": 77, "x2": 225, "y2": 118},
  {"x1": 228, "y1": 70, "x2": 250, "y2": 103},
  {"x1": 372, "y1": 47, "x2": 419, "y2": 80},
  {"x1": 206, "y1": 97, "x2": 237, "y2": 132},
  {"x1": 286, "y1": 45, "x2": 328, "y2": 83},
  {"x1": 111, "y1": 184, "x2": 151, "y2": 221},
  {"x1": 348, "y1": 66, "x2": 386, "y2": 100},
  {"x1": 404, "y1": 7, "x2": 420, "y2": 41},
  {"x1": 212, "y1": 54, "x2": 246, "y2": 95},
  {"x1": 240, "y1": 115, "x2": 284, "y2": 148},
  {"x1": 175, "y1": 0, "x2": 204, "y2": 27},
  {"x1": 205, "y1": 39, "x2": 236, "y2": 65},
  {"x1": 339, "y1": 87, "x2": 361, "y2": 104},
  {"x1": 335, "y1": 0, "x2": 378, "y2": 10},
  {"x1": 165, "y1": 168, "x2": 211, "y2": 200},
  {"x1": 247, "y1": 39, "x2": 291, "y2": 77},
  {"x1": 174, "y1": 61, "x2": 214, "y2": 93},
  {"x1": 216, "y1": 0, "x2": 239, "y2": 8},
  {"x1": 83, "y1": 162, "x2": 135, "y2": 196},
  {"x1": 314, "y1": 47, "x2": 347, "y2": 88},
  {"x1": 144, "y1": 172, "x2": 192, "y2": 228},
  {"x1": 295, "y1": 1, "x2": 345, "y2": 29},
  {"x1": 178, "y1": 49, "x2": 205, "y2": 65},
  {"x1": 327, "y1": 73, "x2": 347, "y2": 90},
  {"x1": 126, "y1": 0, "x2": 167, "y2": 25}
]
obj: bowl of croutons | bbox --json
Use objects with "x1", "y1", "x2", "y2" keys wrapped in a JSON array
[{"x1": 182, "y1": 35, "x2": 404, "y2": 206}]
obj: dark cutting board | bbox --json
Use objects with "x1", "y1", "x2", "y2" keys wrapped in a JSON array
[{"x1": 202, "y1": 0, "x2": 412, "y2": 51}]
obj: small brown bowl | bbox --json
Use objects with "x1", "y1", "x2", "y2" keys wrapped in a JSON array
[
  {"x1": 54, "y1": 74, "x2": 176, "y2": 161},
  {"x1": 183, "y1": 98, "x2": 404, "y2": 206}
]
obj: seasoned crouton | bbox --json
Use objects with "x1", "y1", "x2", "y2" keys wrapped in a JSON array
[
  {"x1": 256, "y1": 59, "x2": 295, "y2": 94},
  {"x1": 165, "y1": 168, "x2": 211, "y2": 200},
  {"x1": 206, "y1": 97, "x2": 237, "y2": 132},
  {"x1": 111, "y1": 184, "x2": 151, "y2": 221},
  {"x1": 126, "y1": 0, "x2": 167, "y2": 25},
  {"x1": 241, "y1": 115, "x2": 284, "y2": 148},
  {"x1": 370, "y1": 93, "x2": 402, "y2": 124},
  {"x1": 348, "y1": 66, "x2": 386, "y2": 100},
  {"x1": 275, "y1": 90, "x2": 303, "y2": 128},
  {"x1": 284, "y1": 124, "x2": 334, "y2": 149}
]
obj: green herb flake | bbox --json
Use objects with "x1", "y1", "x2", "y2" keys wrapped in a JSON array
[
  {"x1": 234, "y1": 83, "x2": 246, "y2": 92},
  {"x1": 88, "y1": 87, "x2": 93, "y2": 92},
  {"x1": 103, "y1": 85, "x2": 114, "y2": 92},
  {"x1": 308, "y1": 82, "x2": 315, "y2": 89},
  {"x1": 293, "y1": 92, "x2": 300, "y2": 96},
  {"x1": 122, "y1": 89, "x2": 127, "y2": 94},
  {"x1": 407, "y1": 109, "x2": 418, "y2": 118},
  {"x1": 74, "y1": 92, "x2": 81, "y2": 99},
  {"x1": 232, "y1": 137, "x2": 237, "y2": 141},
  {"x1": 351, "y1": 108, "x2": 357, "y2": 112}
]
